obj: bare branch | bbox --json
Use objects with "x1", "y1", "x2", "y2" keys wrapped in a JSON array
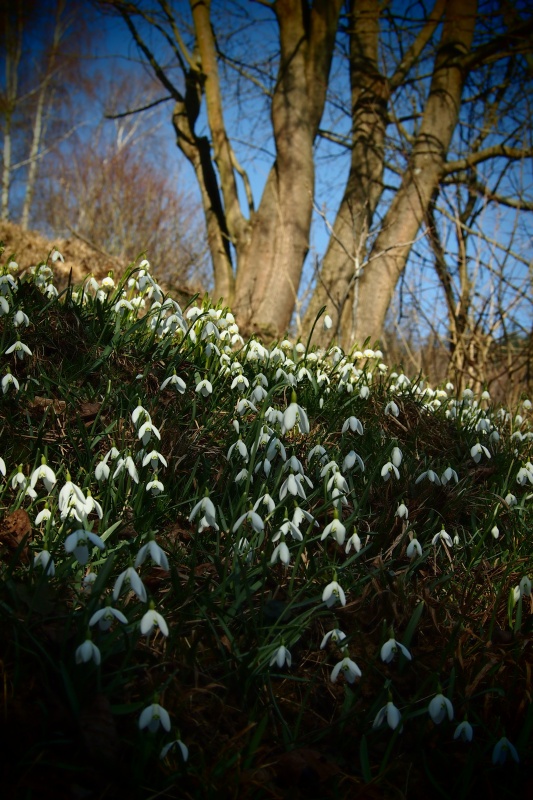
[
  {"x1": 445, "y1": 145, "x2": 533, "y2": 174},
  {"x1": 105, "y1": 94, "x2": 173, "y2": 118}
]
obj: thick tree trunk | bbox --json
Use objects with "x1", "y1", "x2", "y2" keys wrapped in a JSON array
[
  {"x1": 347, "y1": 0, "x2": 476, "y2": 347},
  {"x1": 181, "y1": 0, "x2": 342, "y2": 337}
]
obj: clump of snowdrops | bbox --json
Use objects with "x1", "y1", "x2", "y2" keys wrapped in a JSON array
[{"x1": 0, "y1": 246, "x2": 531, "y2": 799}]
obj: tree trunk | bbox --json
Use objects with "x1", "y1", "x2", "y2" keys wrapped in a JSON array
[{"x1": 347, "y1": 0, "x2": 476, "y2": 347}]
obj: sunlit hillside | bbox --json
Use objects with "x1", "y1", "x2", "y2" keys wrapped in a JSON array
[{"x1": 0, "y1": 245, "x2": 531, "y2": 799}]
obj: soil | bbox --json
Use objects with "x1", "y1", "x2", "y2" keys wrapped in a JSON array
[{"x1": 0, "y1": 221, "x2": 120, "y2": 292}]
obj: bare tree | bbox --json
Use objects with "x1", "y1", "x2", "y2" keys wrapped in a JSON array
[{"x1": 101, "y1": 0, "x2": 533, "y2": 346}]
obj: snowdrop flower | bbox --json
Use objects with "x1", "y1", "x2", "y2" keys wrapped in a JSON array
[
  {"x1": 5, "y1": 341, "x2": 32, "y2": 360},
  {"x1": 321, "y1": 517, "x2": 346, "y2": 546},
  {"x1": 160, "y1": 372, "x2": 186, "y2": 393},
  {"x1": 189, "y1": 495, "x2": 218, "y2": 528},
  {"x1": 196, "y1": 378, "x2": 213, "y2": 397},
  {"x1": 135, "y1": 538, "x2": 169, "y2": 570},
  {"x1": 282, "y1": 393, "x2": 310, "y2": 435},
  {"x1": 323, "y1": 314, "x2": 332, "y2": 330},
  {"x1": 428, "y1": 693, "x2": 454, "y2": 724},
  {"x1": 396, "y1": 502, "x2": 408, "y2": 519},
  {"x1": 64, "y1": 530, "x2": 105, "y2": 565},
  {"x1": 140, "y1": 605, "x2": 169, "y2": 637},
  {"x1": 270, "y1": 539, "x2": 291, "y2": 566},
  {"x1": 373, "y1": 701, "x2": 402, "y2": 732},
  {"x1": 384, "y1": 400, "x2": 399, "y2": 417},
  {"x1": 227, "y1": 439, "x2": 249, "y2": 462},
  {"x1": 233, "y1": 509, "x2": 264, "y2": 533},
  {"x1": 270, "y1": 644, "x2": 291, "y2": 669},
  {"x1": 519, "y1": 575, "x2": 531, "y2": 597},
  {"x1": 471, "y1": 442, "x2": 491, "y2": 463},
  {"x1": 341, "y1": 416, "x2": 363, "y2": 435},
  {"x1": 342, "y1": 450, "x2": 365, "y2": 472},
  {"x1": 505, "y1": 493, "x2": 517, "y2": 507},
  {"x1": 330, "y1": 654, "x2": 362, "y2": 683},
  {"x1": 345, "y1": 531, "x2": 362, "y2": 554},
  {"x1": 142, "y1": 450, "x2": 168, "y2": 470},
  {"x1": 406, "y1": 538, "x2": 423, "y2": 559},
  {"x1": 391, "y1": 447, "x2": 403, "y2": 468},
  {"x1": 1, "y1": 372, "x2": 19, "y2": 393},
  {"x1": 83, "y1": 490, "x2": 103, "y2": 519},
  {"x1": 320, "y1": 629, "x2": 346, "y2": 649},
  {"x1": 454, "y1": 720, "x2": 473, "y2": 742},
  {"x1": 0, "y1": 296, "x2": 9, "y2": 315},
  {"x1": 34, "y1": 549, "x2": 55, "y2": 576},
  {"x1": 132, "y1": 403, "x2": 151, "y2": 427},
  {"x1": 322, "y1": 579, "x2": 346, "y2": 608},
  {"x1": 432, "y1": 528, "x2": 453, "y2": 547},
  {"x1": 35, "y1": 507, "x2": 53, "y2": 526},
  {"x1": 95, "y1": 459, "x2": 110, "y2": 481},
  {"x1": 253, "y1": 493, "x2": 276, "y2": 515},
  {"x1": 359, "y1": 385, "x2": 370, "y2": 399},
  {"x1": 491, "y1": 525, "x2": 500, "y2": 539},
  {"x1": 492, "y1": 736, "x2": 519, "y2": 765},
  {"x1": 139, "y1": 703, "x2": 171, "y2": 733},
  {"x1": 160, "y1": 738, "x2": 189, "y2": 762},
  {"x1": 89, "y1": 606, "x2": 128, "y2": 630},
  {"x1": 415, "y1": 470, "x2": 441, "y2": 486},
  {"x1": 380, "y1": 638, "x2": 412, "y2": 663},
  {"x1": 138, "y1": 421, "x2": 161, "y2": 447},
  {"x1": 75, "y1": 638, "x2": 101, "y2": 666},
  {"x1": 113, "y1": 567, "x2": 147, "y2": 602},
  {"x1": 441, "y1": 467, "x2": 459, "y2": 485},
  {"x1": 146, "y1": 476, "x2": 164, "y2": 495},
  {"x1": 113, "y1": 455, "x2": 139, "y2": 483},
  {"x1": 381, "y1": 462, "x2": 400, "y2": 481}
]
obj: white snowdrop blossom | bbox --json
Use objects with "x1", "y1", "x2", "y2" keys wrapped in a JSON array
[
  {"x1": 428, "y1": 694, "x2": 454, "y2": 724},
  {"x1": 1, "y1": 372, "x2": 19, "y2": 393},
  {"x1": 142, "y1": 450, "x2": 168, "y2": 470},
  {"x1": 75, "y1": 638, "x2": 101, "y2": 666},
  {"x1": 320, "y1": 629, "x2": 346, "y2": 649},
  {"x1": 89, "y1": 606, "x2": 128, "y2": 630},
  {"x1": 196, "y1": 378, "x2": 213, "y2": 397},
  {"x1": 491, "y1": 525, "x2": 500, "y2": 539},
  {"x1": 64, "y1": 530, "x2": 105, "y2": 565},
  {"x1": 342, "y1": 450, "x2": 365, "y2": 472},
  {"x1": 391, "y1": 447, "x2": 403, "y2": 468},
  {"x1": 415, "y1": 470, "x2": 441, "y2": 486},
  {"x1": 34, "y1": 549, "x2": 55, "y2": 576},
  {"x1": 471, "y1": 442, "x2": 491, "y2": 463},
  {"x1": 146, "y1": 476, "x2": 164, "y2": 495},
  {"x1": 492, "y1": 736, "x2": 519, "y2": 765},
  {"x1": 373, "y1": 701, "x2": 402, "y2": 732},
  {"x1": 432, "y1": 528, "x2": 453, "y2": 547},
  {"x1": 282, "y1": 396, "x2": 310, "y2": 435},
  {"x1": 233, "y1": 510, "x2": 264, "y2": 533},
  {"x1": 270, "y1": 644, "x2": 292, "y2": 669},
  {"x1": 380, "y1": 638, "x2": 412, "y2": 663},
  {"x1": 396, "y1": 502, "x2": 408, "y2": 519},
  {"x1": 441, "y1": 467, "x2": 459, "y2": 485},
  {"x1": 113, "y1": 455, "x2": 139, "y2": 483},
  {"x1": 35, "y1": 507, "x2": 53, "y2": 525},
  {"x1": 345, "y1": 531, "x2": 362, "y2": 554},
  {"x1": 381, "y1": 462, "x2": 400, "y2": 481},
  {"x1": 322, "y1": 579, "x2": 346, "y2": 608},
  {"x1": 113, "y1": 567, "x2": 147, "y2": 602},
  {"x1": 270, "y1": 539, "x2": 291, "y2": 566},
  {"x1": 140, "y1": 606, "x2": 169, "y2": 637},
  {"x1": 321, "y1": 517, "x2": 346, "y2": 546},
  {"x1": 330, "y1": 654, "x2": 362, "y2": 683},
  {"x1": 406, "y1": 538, "x2": 423, "y2": 559},
  {"x1": 160, "y1": 373, "x2": 186, "y2": 393},
  {"x1": 160, "y1": 739, "x2": 189, "y2": 762},
  {"x1": 138, "y1": 421, "x2": 161, "y2": 446},
  {"x1": 5, "y1": 340, "x2": 32, "y2": 360},
  {"x1": 132, "y1": 404, "x2": 151, "y2": 427},
  {"x1": 189, "y1": 496, "x2": 218, "y2": 528},
  {"x1": 341, "y1": 416, "x2": 363, "y2": 435},
  {"x1": 384, "y1": 400, "x2": 399, "y2": 417},
  {"x1": 135, "y1": 539, "x2": 169, "y2": 570},
  {"x1": 454, "y1": 720, "x2": 473, "y2": 742},
  {"x1": 139, "y1": 703, "x2": 171, "y2": 733}
]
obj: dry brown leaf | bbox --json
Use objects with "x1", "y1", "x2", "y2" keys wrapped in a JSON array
[{"x1": 0, "y1": 508, "x2": 32, "y2": 554}]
